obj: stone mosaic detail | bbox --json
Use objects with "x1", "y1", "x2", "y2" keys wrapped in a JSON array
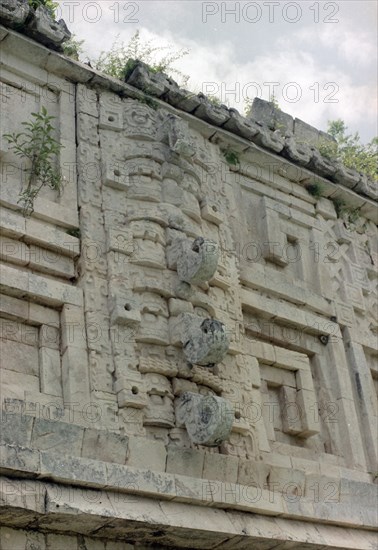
[{"x1": 0, "y1": 18, "x2": 377, "y2": 549}]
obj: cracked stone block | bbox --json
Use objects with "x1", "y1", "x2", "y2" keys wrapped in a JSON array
[
  {"x1": 194, "y1": 95, "x2": 230, "y2": 126},
  {"x1": 125, "y1": 61, "x2": 170, "y2": 97},
  {"x1": 181, "y1": 314, "x2": 230, "y2": 367},
  {"x1": 176, "y1": 237, "x2": 219, "y2": 285},
  {"x1": 309, "y1": 149, "x2": 337, "y2": 178},
  {"x1": 354, "y1": 175, "x2": 378, "y2": 201},
  {"x1": 283, "y1": 136, "x2": 312, "y2": 165},
  {"x1": 176, "y1": 392, "x2": 234, "y2": 446},
  {"x1": 252, "y1": 127, "x2": 284, "y2": 153},
  {"x1": 332, "y1": 162, "x2": 360, "y2": 188},
  {"x1": 175, "y1": 92, "x2": 203, "y2": 113},
  {"x1": 248, "y1": 97, "x2": 295, "y2": 135},
  {"x1": 223, "y1": 108, "x2": 260, "y2": 140},
  {"x1": 0, "y1": 0, "x2": 30, "y2": 28},
  {"x1": 26, "y1": 6, "x2": 71, "y2": 51}
]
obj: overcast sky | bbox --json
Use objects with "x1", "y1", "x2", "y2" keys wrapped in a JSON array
[{"x1": 56, "y1": 1, "x2": 377, "y2": 142}]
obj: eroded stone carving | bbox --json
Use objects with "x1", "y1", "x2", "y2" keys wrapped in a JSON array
[
  {"x1": 0, "y1": 0, "x2": 30, "y2": 28},
  {"x1": 26, "y1": 5, "x2": 71, "y2": 50},
  {"x1": 176, "y1": 392, "x2": 233, "y2": 446},
  {"x1": 176, "y1": 237, "x2": 219, "y2": 285},
  {"x1": 159, "y1": 113, "x2": 196, "y2": 159},
  {"x1": 181, "y1": 315, "x2": 230, "y2": 367}
]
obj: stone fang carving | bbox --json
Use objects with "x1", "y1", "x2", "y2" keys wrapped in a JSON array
[
  {"x1": 177, "y1": 237, "x2": 219, "y2": 285},
  {"x1": 176, "y1": 392, "x2": 234, "y2": 446},
  {"x1": 182, "y1": 317, "x2": 230, "y2": 367}
]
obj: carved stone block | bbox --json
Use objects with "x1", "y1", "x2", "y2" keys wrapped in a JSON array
[
  {"x1": 0, "y1": 0, "x2": 30, "y2": 28},
  {"x1": 110, "y1": 297, "x2": 141, "y2": 327},
  {"x1": 180, "y1": 314, "x2": 230, "y2": 367},
  {"x1": 176, "y1": 237, "x2": 219, "y2": 285},
  {"x1": 159, "y1": 113, "x2": 196, "y2": 159},
  {"x1": 176, "y1": 392, "x2": 234, "y2": 446},
  {"x1": 26, "y1": 6, "x2": 70, "y2": 50}
]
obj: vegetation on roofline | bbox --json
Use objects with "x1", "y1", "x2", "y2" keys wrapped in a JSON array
[
  {"x1": 58, "y1": 28, "x2": 378, "y2": 185},
  {"x1": 62, "y1": 34, "x2": 85, "y2": 61},
  {"x1": 319, "y1": 119, "x2": 377, "y2": 181},
  {"x1": 95, "y1": 30, "x2": 190, "y2": 86},
  {"x1": 28, "y1": 0, "x2": 59, "y2": 17}
]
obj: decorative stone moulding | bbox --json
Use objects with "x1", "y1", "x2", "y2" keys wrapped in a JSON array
[
  {"x1": 176, "y1": 237, "x2": 219, "y2": 285},
  {"x1": 176, "y1": 391, "x2": 234, "y2": 446},
  {"x1": 182, "y1": 315, "x2": 230, "y2": 367}
]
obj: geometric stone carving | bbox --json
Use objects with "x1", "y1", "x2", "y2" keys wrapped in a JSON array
[
  {"x1": 181, "y1": 315, "x2": 230, "y2": 367},
  {"x1": 115, "y1": 366, "x2": 147, "y2": 409},
  {"x1": 110, "y1": 296, "x2": 141, "y2": 327},
  {"x1": 176, "y1": 392, "x2": 234, "y2": 446},
  {"x1": 176, "y1": 237, "x2": 219, "y2": 284}
]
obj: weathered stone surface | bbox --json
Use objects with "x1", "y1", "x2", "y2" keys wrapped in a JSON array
[
  {"x1": 176, "y1": 392, "x2": 234, "y2": 446},
  {"x1": 194, "y1": 95, "x2": 230, "y2": 126},
  {"x1": 0, "y1": 0, "x2": 30, "y2": 28},
  {"x1": 0, "y1": 23, "x2": 377, "y2": 550},
  {"x1": 25, "y1": 6, "x2": 71, "y2": 50},
  {"x1": 223, "y1": 108, "x2": 260, "y2": 140},
  {"x1": 181, "y1": 315, "x2": 230, "y2": 367},
  {"x1": 176, "y1": 237, "x2": 219, "y2": 285},
  {"x1": 126, "y1": 60, "x2": 170, "y2": 97}
]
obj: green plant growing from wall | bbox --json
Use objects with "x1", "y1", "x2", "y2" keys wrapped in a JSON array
[
  {"x1": 62, "y1": 34, "x2": 85, "y2": 61},
  {"x1": 206, "y1": 95, "x2": 223, "y2": 107},
  {"x1": 96, "y1": 30, "x2": 190, "y2": 85},
  {"x1": 320, "y1": 119, "x2": 378, "y2": 181},
  {"x1": 330, "y1": 196, "x2": 363, "y2": 229},
  {"x1": 3, "y1": 107, "x2": 64, "y2": 217},
  {"x1": 223, "y1": 148, "x2": 240, "y2": 167},
  {"x1": 28, "y1": 0, "x2": 59, "y2": 17},
  {"x1": 305, "y1": 182, "x2": 324, "y2": 200},
  {"x1": 269, "y1": 93, "x2": 280, "y2": 110}
]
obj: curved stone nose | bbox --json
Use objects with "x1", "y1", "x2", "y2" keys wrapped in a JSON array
[
  {"x1": 181, "y1": 315, "x2": 230, "y2": 367},
  {"x1": 176, "y1": 237, "x2": 219, "y2": 285},
  {"x1": 176, "y1": 392, "x2": 234, "y2": 446}
]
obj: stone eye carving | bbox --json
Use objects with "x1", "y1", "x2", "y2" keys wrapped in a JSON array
[
  {"x1": 177, "y1": 237, "x2": 219, "y2": 285},
  {"x1": 182, "y1": 317, "x2": 229, "y2": 367},
  {"x1": 176, "y1": 392, "x2": 234, "y2": 446}
]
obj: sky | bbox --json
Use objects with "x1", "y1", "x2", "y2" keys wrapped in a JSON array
[{"x1": 56, "y1": 1, "x2": 377, "y2": 142}]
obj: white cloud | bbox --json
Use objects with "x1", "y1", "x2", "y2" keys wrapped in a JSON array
[
  {"x1": 294, "y1": 25, "x2": 377, "y2": 66},
  {"x1": 56, "y1": 1, "x2": 377, "y2": 140}
]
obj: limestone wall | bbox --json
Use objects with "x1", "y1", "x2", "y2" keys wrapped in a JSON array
[{"x1": 0, "y1": 18, "x2": 377, "y2": 550}]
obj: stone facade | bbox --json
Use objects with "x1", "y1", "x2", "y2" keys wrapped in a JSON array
[{"x1": 0, "y1": 10, "x2": 377, "y2": 550}]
